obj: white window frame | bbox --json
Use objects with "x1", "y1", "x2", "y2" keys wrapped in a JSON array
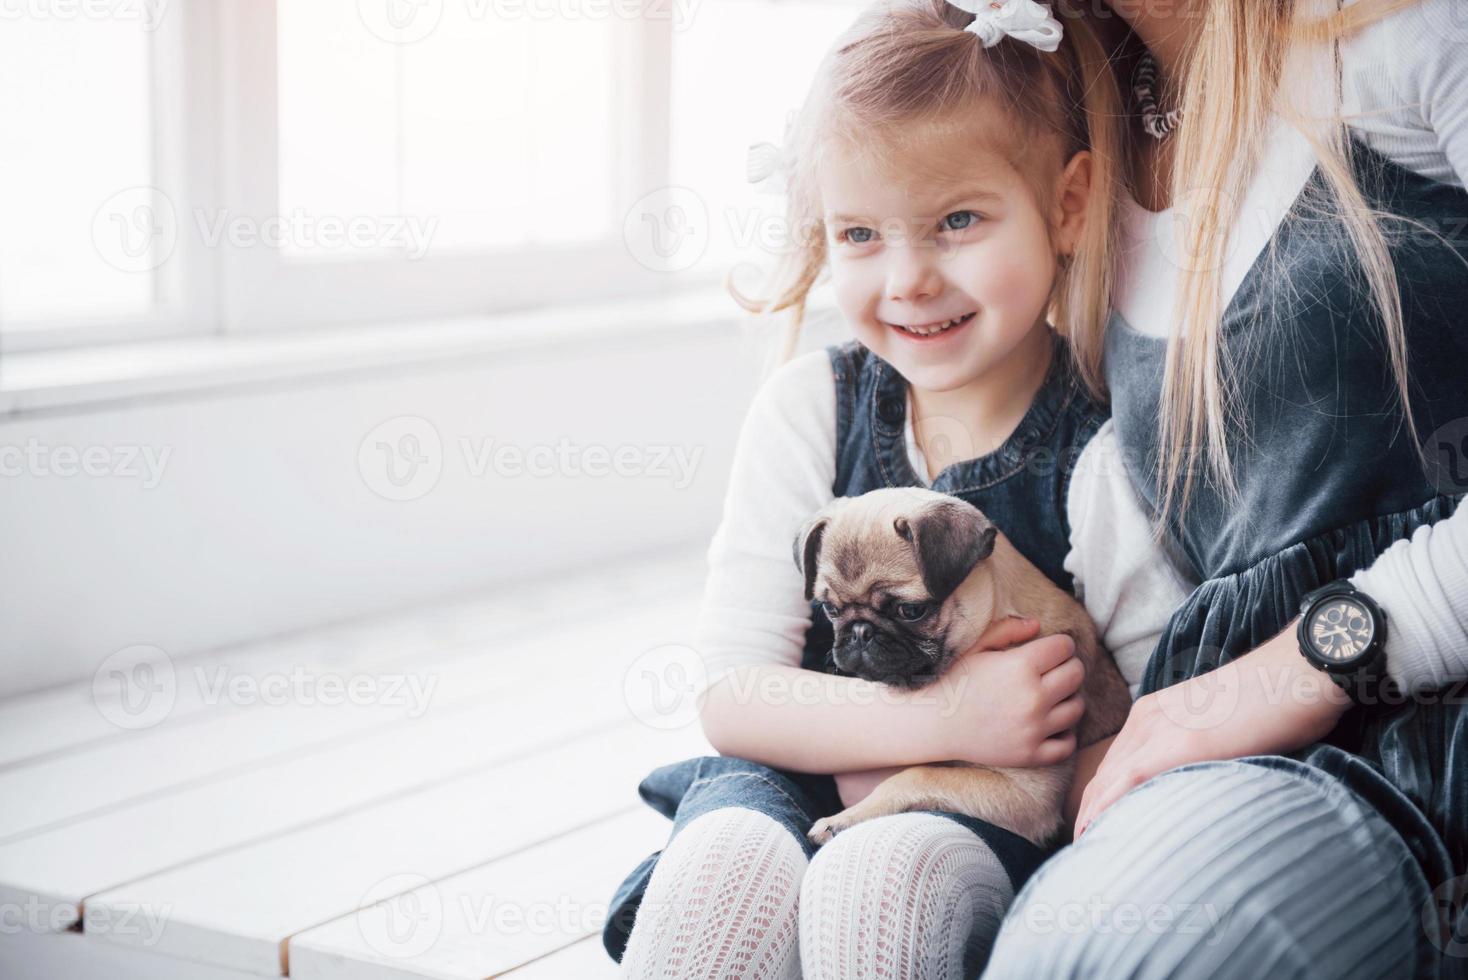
[
  {"x1": 2, "y1": 1, "x2": 220, "y2": 353},
  {"x1": 6, "y1": 0, "x2": 704, "y2": 352}
]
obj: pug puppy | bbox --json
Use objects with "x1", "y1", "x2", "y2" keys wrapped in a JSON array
[{"x1": 793, "y1": 486, "x2": 1130, "y2": 847}]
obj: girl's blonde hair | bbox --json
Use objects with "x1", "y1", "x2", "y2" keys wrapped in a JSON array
[{"x1": 728, "y1": 0, "x2": 1124, "y2": 390}]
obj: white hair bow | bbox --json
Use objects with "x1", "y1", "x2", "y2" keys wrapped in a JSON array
[
  {"x1": 746, "y1": 141, "x2": 790, "y2": 191},
  {"x1": 950, "y1": 0, "x2": 1063, "y2": 52},
  {"x1": 745, "y1": 109, "x2": 800, "y2": 194}
]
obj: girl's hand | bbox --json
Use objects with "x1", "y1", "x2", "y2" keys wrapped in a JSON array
[
  {"x1": 1073, "y1": 619, "x2": 1351, "y2": 838},
  {"x1": 921, "y1": 616, "x2": 1088, "y2": 768}
]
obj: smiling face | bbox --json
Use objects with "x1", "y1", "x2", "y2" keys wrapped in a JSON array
[{"x1": 820, "y1": 109, "x2": 1076, "y2": 393}]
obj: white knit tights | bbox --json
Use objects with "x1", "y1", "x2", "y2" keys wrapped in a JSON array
[
  {"x1": 798, "y1": 812, "x2": 1014, "y2": 980},
  {"x1": 620, "y1": 807, "x2": 807, "y2": 979},
  {"x1": 619, "y1": 809, "x2": 1012, "y2": 979}
]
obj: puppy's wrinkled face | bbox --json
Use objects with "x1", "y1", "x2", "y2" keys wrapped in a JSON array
[{"x1": 793, "y1": 488, "x2": 997, "y2": 689}]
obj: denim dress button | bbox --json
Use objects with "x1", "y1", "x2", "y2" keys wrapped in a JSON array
[{"x1": 876, "y1": 396, "x2": 903, "y2": 426}]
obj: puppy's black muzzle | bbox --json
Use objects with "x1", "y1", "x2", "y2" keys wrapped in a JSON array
[{"x1": 833, "y1": 628, "x2": 938, "y2": 689}]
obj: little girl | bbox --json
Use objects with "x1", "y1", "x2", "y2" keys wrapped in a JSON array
[{"x1": 604, "y1": 0, "x2": 1195, "y2": 975}]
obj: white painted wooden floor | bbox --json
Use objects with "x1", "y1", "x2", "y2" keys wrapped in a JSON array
[{"x1": 0, "y1": 549, "x2": 712, "y2": 979}]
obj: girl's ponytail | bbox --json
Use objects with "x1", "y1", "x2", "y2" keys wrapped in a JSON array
[{"x1": 1047, "y1": 4, "x2": 1123, "y2": 405}]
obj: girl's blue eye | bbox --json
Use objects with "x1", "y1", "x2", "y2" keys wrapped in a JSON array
[
  {"x1": 841, "y1": 227, "x2": 874, "y2": 244},
  {"x1": 942, "y1": 211, "x2": 978, "y2": 232}
]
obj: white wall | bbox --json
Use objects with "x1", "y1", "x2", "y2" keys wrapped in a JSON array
[{"x1": 0, "y1": 316, "x2": 834, "y2": 699}]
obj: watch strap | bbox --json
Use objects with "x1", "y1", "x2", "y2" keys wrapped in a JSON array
[
  {"x1": 1298, "y1": 579, "x2": 1357, "y2": 617},
  {"x1": 1328, "y1": 665, "x2": 1401, "y2": 709}
]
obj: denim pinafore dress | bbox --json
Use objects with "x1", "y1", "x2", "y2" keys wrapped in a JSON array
[
  {"x1": 1106, "y1": 139, "x2": 1468, "y2": 911},
  {"x1": 602, "y1": 328, "x2": 1110, "y2": 964}
]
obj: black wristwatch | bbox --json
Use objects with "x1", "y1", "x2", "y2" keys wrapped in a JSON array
[{"x1": 1296, "y1": 580, "x2": 1390, "y2": 706}]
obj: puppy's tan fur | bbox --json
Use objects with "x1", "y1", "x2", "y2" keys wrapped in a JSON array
[{"x1": 794, "y1": 487, "x2": 1130, "y2": 848}]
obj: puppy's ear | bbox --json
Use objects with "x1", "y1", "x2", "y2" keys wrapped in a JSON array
[
  {"x1": 792, "y1": 515, "x2": 831, "y2": 602},
  {"x1": 894, "y1": 499, "x2": 996, "y2": 601}
]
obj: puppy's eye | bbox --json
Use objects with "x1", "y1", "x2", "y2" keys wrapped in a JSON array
[
  {"x1": 896, "y1": 602, "x2": 931, "y2": 622},
  {"x1": 819, "y1": 601, "x2": 840, "y2": 620}
]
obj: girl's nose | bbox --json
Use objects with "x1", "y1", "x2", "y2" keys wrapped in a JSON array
[{"x1": 885, "y1": 244, "x2": 943, "y2": 304}]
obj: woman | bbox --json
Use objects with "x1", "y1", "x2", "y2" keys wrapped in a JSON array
[{"x1": 977, "y1": 0, "x2": 1468, "y2": 975}]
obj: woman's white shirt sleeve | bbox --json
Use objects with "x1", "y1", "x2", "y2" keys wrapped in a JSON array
[
  {"x1": 1350, "y1": 512, "x2": 1468, "y2": 690},
  {"x1": 1341, "y1": 0, "x2": 1468, "y2": 189},
  {"x1": 1336, "y1": 0, "x2": 1468, "y2": 688},
  {"x1": 1061, "y1": 421, "x2": 1199, "y2": 699},
  {"x1": 691, "y1": 350, "x2": 837, "y2": 701}
]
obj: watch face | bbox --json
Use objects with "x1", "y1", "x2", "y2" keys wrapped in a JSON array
[{"x1": 1308, "y1": 597, "x2": 1375, "y2": 665}]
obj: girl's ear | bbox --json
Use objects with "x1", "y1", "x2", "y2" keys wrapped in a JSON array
[{"x1": 1051, "y1": 150, "x2": 1093, "y2": 258}]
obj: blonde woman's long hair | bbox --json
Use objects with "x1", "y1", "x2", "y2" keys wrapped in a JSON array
[
  {"x1": 728, "y1": 0, "x2": 1125, "y2": 400},
  {"x1": 1140, "y1": 0, "x2": 1431, "y2": 539}
]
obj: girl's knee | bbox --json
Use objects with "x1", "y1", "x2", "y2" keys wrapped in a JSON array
[
  {"x1": 645, "y1": 807, "x2": 810, "y2": 914},
  {"x1": 800, "y1": 814, "x2": 1016, "y2": 979},
  {"x1": 620, "y1": 806, "x2": 808, "y2": 978}
]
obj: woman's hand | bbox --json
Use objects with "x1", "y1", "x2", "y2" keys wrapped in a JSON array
[
  {"x1": 1073, "y1": 618, "x2": 1352, "y2": 838},
  {"x1": 919, "y1": 615, "x2": 1088, "y2": 769}
]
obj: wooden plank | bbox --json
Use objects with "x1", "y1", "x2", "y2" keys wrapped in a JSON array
[
  {"x1": 84, "y1": 722, "x2": 708, "y2": 976},
  {"x1": 288, "y1": 808, "x2": 670, "y2": 980},
  {"x1": 0, "y1": 599, "x2": 700, "y2": 927},
  {"x1": 498, "y1": 935, "x2": 621, "y2": 979},
  {"x1": 0, "y1": 682, "x2": 456, "y2": 845},
  {"x1": 0, "y1": 612, "x2": 492, "y2": 772},
  {"x1": 0, "y1": 599, "x2": 698, "y2": 844},
  {"x1": 0, "y1": 547, "x2": 702, "y2": 771},
  {"x1": 0, "y1": 926, "x2": 273, "y2": 980}
]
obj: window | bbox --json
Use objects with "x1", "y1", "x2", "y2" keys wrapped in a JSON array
[
  {"x1": 277, "y1": 1, "x2": 619, "y2": 255},
  {"x1": 670, "y1": 0, "x2": 856, "y2": 272},
  {"x1": 0, "y1": 5, "x2": 196, "y2": 347},
  {"x1": 0, "y1": 0, "x2": 855, "y2": 351}
]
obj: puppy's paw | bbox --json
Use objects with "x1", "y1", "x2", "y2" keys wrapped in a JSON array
[{"x1": 807, "y1": 811, "x2": 857, "y2": 846}]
